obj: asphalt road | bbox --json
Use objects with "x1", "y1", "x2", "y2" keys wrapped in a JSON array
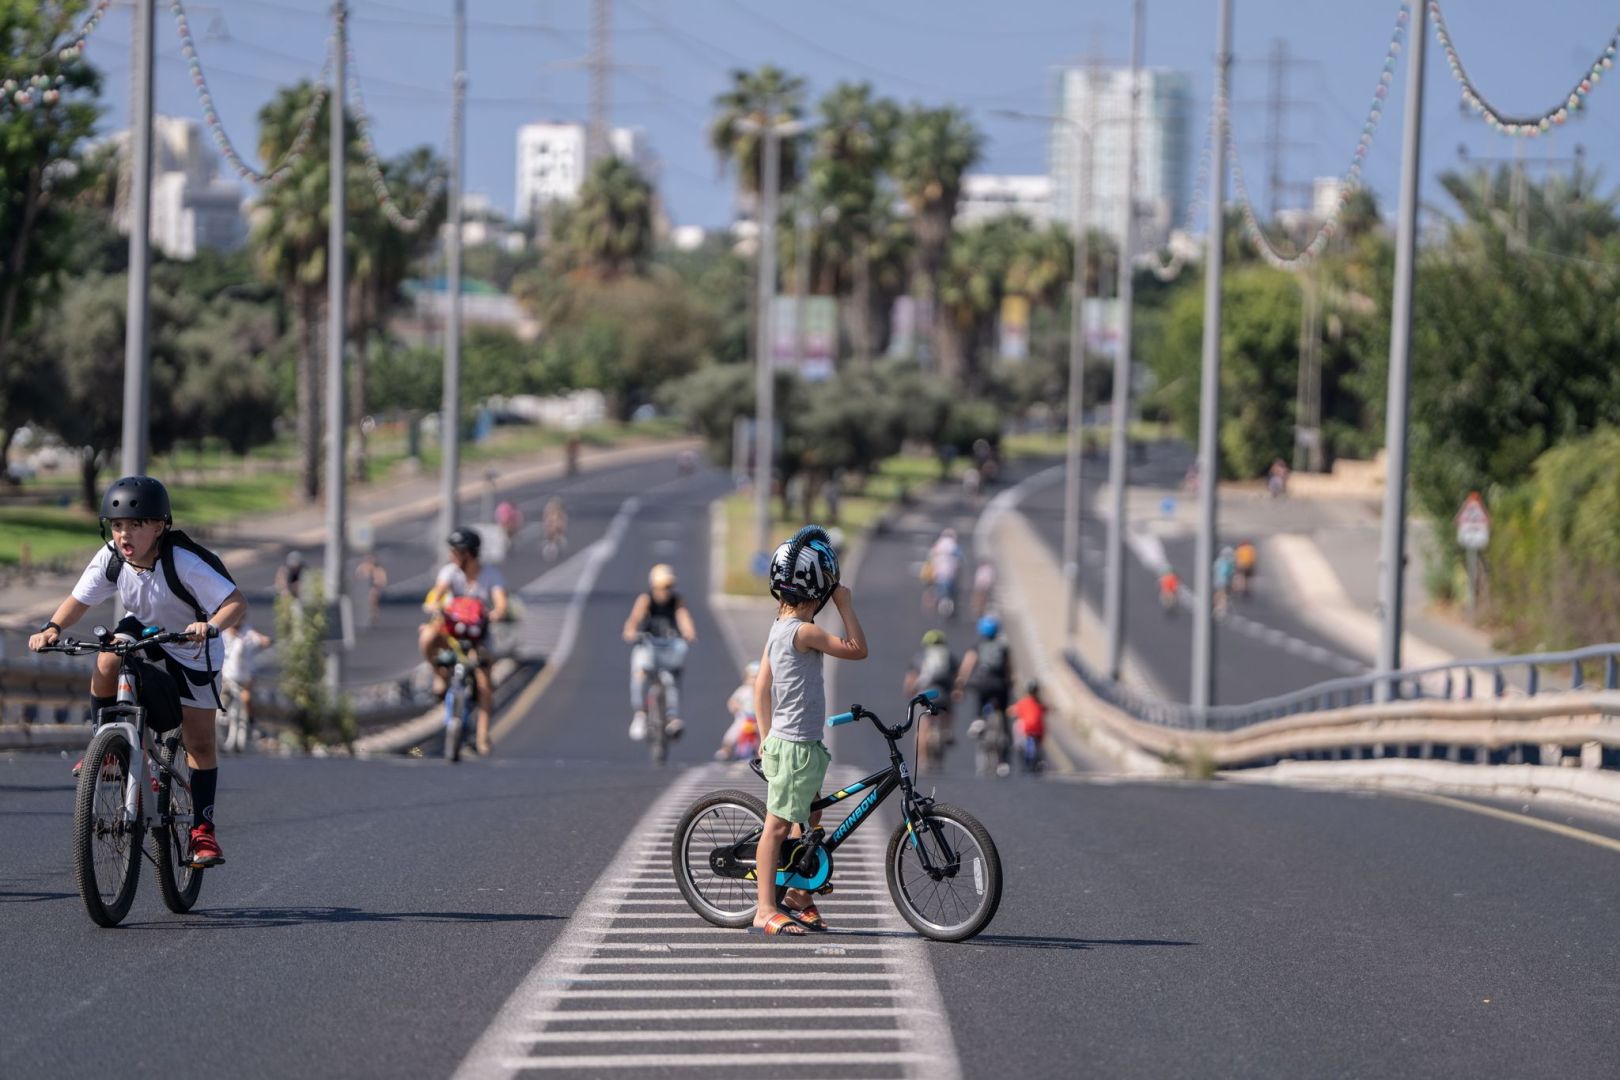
[{"x1": 5, "y1": 460, "x2": 1620, "y2": 1078}]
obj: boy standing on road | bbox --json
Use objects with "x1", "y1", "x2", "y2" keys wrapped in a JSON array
[
  {"x1": 751, "y1": 531, "x2": 868, "y2": 936},
  {"x1": 27, "y1": 476, "x2": 246, "y2": 867}
]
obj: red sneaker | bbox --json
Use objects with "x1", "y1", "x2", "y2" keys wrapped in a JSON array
[{"x1": 188, "y1": 825, "x2": 225, "y2": 868}]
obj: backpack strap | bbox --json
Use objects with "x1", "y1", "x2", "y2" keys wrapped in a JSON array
[
  {"x1": 158, "y1": 534, "x2": 210, "y2": 624},
  {"x1": 102, "y1": 541, "x2": 125, "y2": 585}
]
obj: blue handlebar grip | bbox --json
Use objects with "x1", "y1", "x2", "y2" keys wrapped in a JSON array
[
  {"x1": 922, "y1": 687, "x2": 941, "y2": 701},
  {"x1": 827, "y1": 711, "x2": 856, "y2": 727}
]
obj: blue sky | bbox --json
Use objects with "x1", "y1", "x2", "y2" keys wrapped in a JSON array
[{"x1": 87, "y1": 0, "x2": 1620, "y2": 229}]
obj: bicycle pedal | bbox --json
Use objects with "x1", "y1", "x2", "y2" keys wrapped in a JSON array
[{"x1": 814, "y1": 882, "x2": 835, "y2": 896}]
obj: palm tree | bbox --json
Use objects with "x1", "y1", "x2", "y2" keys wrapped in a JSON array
[
  {"x1": 347, "y1": 146, "x2": 445, "y2": 481},
  {"x1": 809, "y1": 82, "x2": 900, "y2": 366},
  {"x1": 889, "y1": 105, "x2": 983, "y2": 382},
  {"x1": 710, "y1": 65, "x2": 807, "y2": 211},
  {"x1": 252, "y1": 81, "x2": 332, "y2": 502},
  {"x1": 552, "y1": 157, "x2": 655, "y2": 281}
]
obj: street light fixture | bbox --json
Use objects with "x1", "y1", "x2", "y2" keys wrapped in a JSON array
[{"x1": 733, "y1": 115, "x2": 807, "y2": 567}]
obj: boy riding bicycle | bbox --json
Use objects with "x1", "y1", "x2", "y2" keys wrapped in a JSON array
[
  {"x1": 27, "y1": 476, "x2": 246, "y2": 867},
  {"x1": 751, "y1": 529, "x2": 867, "y2": 936},
  {"x1": 420, "y1": 527, "x2": 509, "y2": 756}
]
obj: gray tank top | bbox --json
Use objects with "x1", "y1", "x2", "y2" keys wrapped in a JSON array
[{"x1": 766, "y1": 615, "x2": 825, "y2": 743}]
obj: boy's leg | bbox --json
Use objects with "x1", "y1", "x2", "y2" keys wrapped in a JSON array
[
  {"x1": 474, "y1": 666, "x2": 494, "y2": 753},
  {"x1": 91, "y1": 651, "x2": 119, "y2": 698},
  {"x1": 180, "y1": 705, "x2": 226, "y2": 865},
  {"x1": 628, "y1": 647, "x2": 650, "y2": 739},
  {"x1": 753, "y1": 812, "x2": 792, "y2": 924}
]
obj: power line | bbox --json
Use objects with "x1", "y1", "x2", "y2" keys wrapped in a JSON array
[{"x1": 719, "y1": 0, "x2": 945, "y2": 95}]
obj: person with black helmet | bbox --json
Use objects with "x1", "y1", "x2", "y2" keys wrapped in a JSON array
[
  {"x1": 419, "y1": 527, "x2": 508, "y2": 755},
  {"x1": 27, "y1": 475, "x2": 246, "y2": 868}
]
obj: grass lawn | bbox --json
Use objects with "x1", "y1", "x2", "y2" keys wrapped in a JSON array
[
  {"x1": 717, "y1": 454, "x2": 941, "y2": 596},
  {"x1": 0, "y1": 421, "x2": 684, "y2": 569},
  {"x1": 1003, "y1": 421, "x2": 1171, "y2": 459}
]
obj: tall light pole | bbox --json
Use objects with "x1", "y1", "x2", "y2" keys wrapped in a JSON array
[
  {"x1": 995, "y1": 106, "x2": 1093, "y2": 640},
  {"x1": 325, "y1": 0, "x2": 349, "y2": 680},
  {"x1": 736, "y1": 116, "x2": 804, "y2": 564},
  {"x1": 439, "y1": 0, "x2": 467, "y2": 545},
  {"x1": 1190, "y1": 0, "x2": 1233, "y2": 718},
  {"x1": 1376, "y1": 0, "x2": 1428, "y2": 699},
  {"x1": 120, "y1": 0, "x2": 156, "y2": 476},
  {"x1": 1104, "y1": 0, "x2": 1144, "y2": 681}
]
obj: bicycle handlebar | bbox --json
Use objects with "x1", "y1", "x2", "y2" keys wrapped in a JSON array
[
  {"x1": 825, "y1": 689, "x2": 941, "y2": 739},
  {"x1": 36, "y1": 625, "x2": 199, "y2": 658}
]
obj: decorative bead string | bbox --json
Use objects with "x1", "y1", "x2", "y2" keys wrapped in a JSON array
[
  {"x1": 1227, "y1": 2, "x2": 1409, "y2": 271},
  {"x1": 172, "y1": 0, "x2": 330, "y2": 186},
  {"x1": 1, "y1": 0, "x2": 114, "y2": 110},
  {"x1": 344, "y1": 28, "x2": 445, "y2": 233},
  {"x1": 1146, "y1": 123, "x2": 1213, "y2": 282},
  {"x1": 1431, "y1": 0, "x2": 1618, "y2": 136}
]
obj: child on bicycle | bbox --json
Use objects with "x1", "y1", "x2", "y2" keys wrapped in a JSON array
[
  {"x1": 1011, "y1": 680, "x2": 1046, "y2": 773},
  {"x1": 420, "y1": 527, "x2": 509, "y2": 756},
  {"x1": 27, "y1": 476, "x2": 246, "y2": 867},
  {"x1": 714, "y1": 661, "x2": 762, "y2": 761},
  {"x1": 751, "y1": 529, "x2": 867, "y2": 936}
]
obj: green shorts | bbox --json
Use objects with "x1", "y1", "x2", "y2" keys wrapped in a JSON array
[{"x1": 761, "y1": 734, "x2": 830, "y2": 825}]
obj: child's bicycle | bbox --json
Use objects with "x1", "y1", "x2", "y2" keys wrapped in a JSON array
[
  {"x1": 39, "y1": 625, "x2": 211, "y2": 928},
  {"x1": 672, "y1": 690, "x2": 1004, "y2": 942}
]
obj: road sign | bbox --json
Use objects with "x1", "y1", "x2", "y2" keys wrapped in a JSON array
[{"x1": 1455, "y1": 493, "x2": 1490, "y2": 551}]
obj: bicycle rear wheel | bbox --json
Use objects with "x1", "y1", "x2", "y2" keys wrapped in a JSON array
[
  {"x1": 444, "y1": 683, "x2": 464, "y2": 763},
  {"x1": 672, "y1": 789, "x2": 767, "y2": 928},
  {"x1": 152, "y1": 736, "x2": 203, "y2": 913},
  {"x1": 72, "y1": 726, "x2": 143, "y2": 927},
  {"x1": 886, "y1": 802, "x2": 1002, "y2": 942},
  {"x1": 647, "y1": 686, "x2": 668, "y2": 765}
]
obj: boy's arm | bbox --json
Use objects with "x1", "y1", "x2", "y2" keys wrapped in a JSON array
[
  {"x1": 29, "y1": 597, "x2": 91, "y2": 650},
  {"x1": 795, "y1": 585, "x2": 868, "y2": 660},
  {"x1": 189, "y1": 589, "x2": 247, "y2": 640},
  {"x1": 753, "y1": 648, "x2": 773, "y2": 739},
  {"x1": 490, "y1": 585, "x2": 510, "y2": 622}
]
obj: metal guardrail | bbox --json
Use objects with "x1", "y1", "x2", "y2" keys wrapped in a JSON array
[{"x1": 1066, "y1": 643, "x2": 1620, "y2": 733}]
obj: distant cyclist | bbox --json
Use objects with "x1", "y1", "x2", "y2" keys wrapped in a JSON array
[
  {"x1": 924, "y1": 528, "x2": 963, "y2": 618},
  {"x1": 542, "y1": 497, "x2": 568, "y2": 561},
  {"x1": 903, "y1": 629, "x2": 958, "y2": 773},
  {"x1": 958, "y1": 614, "x2": 1014, "y2": 777},
  {"x1": 420, "y1": 527, "x2": 509, "y2": 756},
  {"x1": 1158, "y1": 568, "x2": 1181, "y2": 615},
  {"x1": 220, "y1": 622, "x2": 271, "y2": 753},
  {"x1": 1213, "y1": 546, "x2": 1238, "y2": 618},
  {"x1": 622, "y1": 564, "x2": 697, "y2": 742},
  {"x1": 971, "y1": 558, "x2": 996, "y2": 618},
  {"x1": 275, "y1": 550, "x2": 304, "y2": 603},
  {"x1": 1233, "y1": 540, "x2": 1257, "y2": 599}
]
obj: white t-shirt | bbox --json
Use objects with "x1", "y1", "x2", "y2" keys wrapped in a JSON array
[
  {"x1": 222, "y1": 627, "x2": 266, "y2": 684},
  {"x1": 929, "y1": 539, "x2": 962, "y2": 583},
  {"x1": 72, "y1": 544, "x2": 236, "y2": 670},
  {"x1": 434, "y1": 562, "x2": 506, "y2": 606}
]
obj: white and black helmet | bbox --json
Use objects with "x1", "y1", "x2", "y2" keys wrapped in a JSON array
[{"x1": 769, "y1": 525, "x2": 840, "y2": 608}]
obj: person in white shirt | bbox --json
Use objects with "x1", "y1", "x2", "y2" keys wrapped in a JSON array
[
  {"x1": 221, "y1": 622, "x2": 271, "y2": 751},
  {"x1": 419, "y1": 527, "x2": 509, "y2": 755},
  {"x1": 28, "y1": 476, "x2": 246, "y2": 868}
]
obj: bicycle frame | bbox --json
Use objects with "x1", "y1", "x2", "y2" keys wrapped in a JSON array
[{"x1": 95, "y1": 653, "x2": 189, "y2": 832}]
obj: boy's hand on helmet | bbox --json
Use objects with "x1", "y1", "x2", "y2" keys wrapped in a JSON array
[{"x1": 832, "y1": 583, "x2": 852, "y2": 603}]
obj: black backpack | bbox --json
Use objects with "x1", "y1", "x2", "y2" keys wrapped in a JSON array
[
  {"x1": 970, "y1": 636, "x2": 1011, "y2": 690},
  {"x1": 103, "y1": 529, "x2": 236, "y2": 624}
]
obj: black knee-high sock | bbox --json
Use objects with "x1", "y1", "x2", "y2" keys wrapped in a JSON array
[
  {"x1": 89, "y1": 695, "x2": 115, "y2": 726},
  {"x1": 191, "y1": 768, "x2": 218, "y2": 828}
]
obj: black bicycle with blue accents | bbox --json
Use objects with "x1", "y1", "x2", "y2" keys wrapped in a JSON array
[{"x1": 672, "y1": 690, "x2": 1003, "y2": 942}]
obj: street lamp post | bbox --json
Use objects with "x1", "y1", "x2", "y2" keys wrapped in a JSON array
[
  {"x1": 995, "y1": 107, "x2": 1093, "y2": 640},
  {"x1": 1103, "y1": 0, "x2": 1145, "y2": 681},
  {"x1": 735, "y1": 116, "x2": 805, "y2": 565}
]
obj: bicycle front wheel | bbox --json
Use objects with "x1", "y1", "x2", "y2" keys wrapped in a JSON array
[
  {"x1": 647, "y1": 688, "x2": 668, "y2": 765},
  {"x1": 72, "y1": 726, "x2": 143, "y2": 927},
  {"x1": 672, "y1": 789, "x2": 767, "y2": 928},
  {"x1": 886, "y1": 803, "x2": 1003, "y2": 942},
  {"x1": 444, "y1": 685, "x2": 464, "y2": 763},
  {"x1": 152, "y1": 736, "x2": 203, "y2": 913}
]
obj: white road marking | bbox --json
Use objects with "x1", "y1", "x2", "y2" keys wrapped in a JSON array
[{"x1": 453, "y1": 764, "x2": 960, "y2": 1080}]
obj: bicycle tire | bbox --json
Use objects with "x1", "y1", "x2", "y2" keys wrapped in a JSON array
[
  {"x1": 647, "y1": 686, "x2": 668, "y2": 765},
  {"x1": 444, "y1": 682, "x2": 464, "y2": 763},
  {"x1": 885, "y1": 802, "x2": 1003, "y2": 942},
  {"x1": 72, "y1": 726, "x2": 143, "y2": 928},
  {"x1": 152, "y1": 736, "x2": 203, "y2": 913},
  {"x1": 672, "y1": 789, "x2": 768, "y2": 928}
]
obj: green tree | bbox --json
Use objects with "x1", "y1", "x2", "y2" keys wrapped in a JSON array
[
  {"x1": 0, "y1": 2, "x2": 102, "y2": 476},
  {"x1": 550, "y1": 156, "x2": 655, "y2": 281},
  {"x1": 709, "y1": 65, "x2": 807, "y2": 205},
  {"x1": 889, "y1": 105, "x2": 982, "y2": 381}
]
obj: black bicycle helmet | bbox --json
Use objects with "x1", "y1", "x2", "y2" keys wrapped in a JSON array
[
  {"x1": 447, "y1": 526, "x2": 482, "y2": 557},
  {"x1": 99, "y1": 475, "x2": 172, "y2": 526},
  {"x1": 769, "y1": 524, "x2": 839, "y2": 608}
]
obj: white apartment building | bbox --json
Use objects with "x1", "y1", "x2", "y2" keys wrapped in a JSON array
[
  {"x1": 1050, "y1": 67, "x2": 1193, "y2": 252},
  {"x1": 514, "y1": 122, "x2": 652, "y2": 222},
  {"x1": 956, "y1": 175, "x2": 1053, "y2": 226},
  {"x1": 112, "y1": 116, "x2": 247, "y2": 259}
]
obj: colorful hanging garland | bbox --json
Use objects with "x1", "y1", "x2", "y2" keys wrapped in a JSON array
[
  {"x1": 171, "y1": 0, "x2": 329, "y2": 186},
  {"x1": 344, "y1": 31, "x2": 445, "y2": 234},
  {"x1": 1, "y1": 0, "x2": 114, "y2": 110},
  {"x1": 1431, "y1": 0, "x2": 1618, "y2": 136},
  {"x1": 1227, "y1": 1, "x2": 1409, "y2": 271}
]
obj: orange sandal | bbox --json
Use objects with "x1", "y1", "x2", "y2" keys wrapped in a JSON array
[
  {"x1": 781, "y1": 901, "x2": 829, "y2": 932},
  {"x1": 747, "y1": 912, "x2": 807, "y2": 936}
]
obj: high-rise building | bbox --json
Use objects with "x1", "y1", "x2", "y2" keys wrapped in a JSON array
[
  {"x1": 1050, "y1": 66, "x2": 1193, "y2": 252},
  {"x1": 514, "y1": 121, "x2": 653, "y2": 222},
  {"x1": 111, "y1": 115, "x2": 247, "y2": 259}
]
